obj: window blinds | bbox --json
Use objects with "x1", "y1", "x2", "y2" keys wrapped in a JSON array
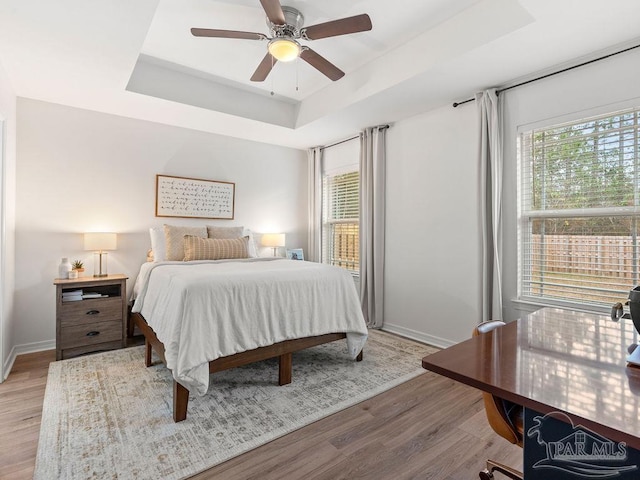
[
  {"x1": 519, "y1": 107, "x2": 640, "y2": 308},
  {"x1": 322, "y1": 171, "x2": 360, "y2": 274}
]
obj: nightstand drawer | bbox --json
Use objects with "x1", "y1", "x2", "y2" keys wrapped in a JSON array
[
  {"x1": 60, "y1": 319, "x2": 122, "y2": 350},
  {"x1": 59, "y1": 297, "x2": 121, "y2": 327}
]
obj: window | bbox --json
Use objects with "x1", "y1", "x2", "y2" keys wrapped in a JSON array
[
  {"x1": 322, "y1": 170, "x2": 359, "y2": 275},
  {"x1": 519, "y1": 107, "x2": 640, "y2": 309}
]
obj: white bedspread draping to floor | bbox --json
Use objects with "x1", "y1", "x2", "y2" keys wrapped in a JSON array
[{"x1": 132, "y1": 258, "x2": 368, "y2": 395}]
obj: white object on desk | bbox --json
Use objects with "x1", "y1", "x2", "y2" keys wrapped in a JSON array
[{"x1": 627, "y1": 345, "x2": 640, "y2": 366}]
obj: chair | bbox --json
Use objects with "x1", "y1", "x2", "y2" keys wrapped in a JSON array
[{"x1": 473, "y1": 320, "x2": 524, "y2": 480}]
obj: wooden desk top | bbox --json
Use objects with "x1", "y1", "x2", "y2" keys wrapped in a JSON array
[{"x1": 422, "y1": 307, "x2": 640, "y2": 450}]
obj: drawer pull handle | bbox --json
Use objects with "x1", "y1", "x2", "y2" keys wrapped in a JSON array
[
  {"x1": 86, "y1": 310, "x2": 100, "y2": 315},
  {"x1": 86, "y1": 331, "x2": 100, "y2": 337}
]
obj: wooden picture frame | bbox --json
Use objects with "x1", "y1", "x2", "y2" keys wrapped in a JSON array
[{"x1": 155, "y1": 174, "x2": 235, "y2": 219}]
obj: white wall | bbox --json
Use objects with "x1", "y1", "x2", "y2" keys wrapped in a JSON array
[
  {"x1": 12, "y1": 48, "x2": 639, "y2": 356},
  {"x1": 384, "y1": 104, "x2": 480, "y2": 347},
  {"x1": 14, "y1": 99, "x2": 307, "y2": 351},
  {"x1": 0, "y1": 59, "x2": 17, "y2": 378},
  {"x1": 383, "y1": 46, "x2": 640, "y2": 347},
  {"x1": 502, "y1": 48, "x2": 640, "y2": 322}
]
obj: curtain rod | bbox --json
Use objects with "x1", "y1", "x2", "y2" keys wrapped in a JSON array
[
  {"x1": 452, "y1": 42, "x2": 640, "y2": 108},
  {"x1": 320, "y1": 124, "x2": 390, "y2": 150}
]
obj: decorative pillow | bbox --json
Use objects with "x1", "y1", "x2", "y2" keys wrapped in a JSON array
[
  {"x1": 207, "y1": 225, "x2": 258, "y2": 257},
  {"x1": 207, "y1": 225, "x2": 244, "y2": 239},
  {"x1": 164, "y1": 225, "x2": 207, "y2": 261},
  {"x1": 183, "y1": 235, "x2": 249, "y2": 261},
  {"x1": 149, "y1": 227, "x2": 167, "y2": 262}
]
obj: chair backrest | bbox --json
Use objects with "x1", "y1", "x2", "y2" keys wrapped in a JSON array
[{"x1": 473, "y1": 321, "x2": 523, "y2": 447}]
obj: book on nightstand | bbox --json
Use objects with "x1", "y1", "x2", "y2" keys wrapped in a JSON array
[
  {"x1": 62, "y1": 295, "x2": 83, "y2": 302},
  {"x1": 82, "y1": 293, "x2": 108, "y2": 299},
  {"x1": 62, "y1": 290, "x2": 83, "y2": 302}
]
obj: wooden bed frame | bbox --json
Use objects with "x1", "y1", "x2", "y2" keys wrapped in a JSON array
[{"x1": 131, "y1": 312, "x2": 363, "y2": 422}]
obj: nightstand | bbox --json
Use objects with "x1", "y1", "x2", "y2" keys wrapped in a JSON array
[{"x1": 54, "y1": 274, "x2": 128, "y2": 360}]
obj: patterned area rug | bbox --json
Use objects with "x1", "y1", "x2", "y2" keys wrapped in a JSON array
[{"x1": 34, "y1": 330, "x2": 437, "y2": 480}]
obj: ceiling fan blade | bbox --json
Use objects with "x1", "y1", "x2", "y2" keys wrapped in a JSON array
[
  {"x1": 301, "y1": 14, "x2": 372, "y2": 40},
  {"x1": 250, "y1": 53, "x2": 277, "y2": 82},
  {"x1": 191, "y1": 28, "x2": 267, "y2": 40},
  {"x1": 259, "y1": 0, "x2": 285, "y2": 25},
  {"x1": 300, "y1": 48, "x2": 344, "y2": 81}
]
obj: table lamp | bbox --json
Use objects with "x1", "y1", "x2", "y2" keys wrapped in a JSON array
[
  {"x1": 261, "y1": 233, "x2": 285, "y2": 257},
  {"x1": 84, "y1": 232, "x2": 117, "y2": 277}
]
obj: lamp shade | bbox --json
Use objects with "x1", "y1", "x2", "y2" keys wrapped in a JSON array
[
  {"x1": 84, "y1": 232, "x2": 117, "y2": 251},
  {"x1": 268, "y1": 39, "x2": 300, "y2": 62},
  {"x1": 261, "y1": 233, "x2": 285, "y2": 248}
]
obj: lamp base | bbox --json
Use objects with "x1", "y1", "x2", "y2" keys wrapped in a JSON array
[{"x1": 93, "y1": 252, "x2": 108, "y2": 277}]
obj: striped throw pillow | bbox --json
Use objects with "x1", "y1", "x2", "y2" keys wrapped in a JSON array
[{"x1": 183, "y1": 235, "x2": 249, "y2": 261}]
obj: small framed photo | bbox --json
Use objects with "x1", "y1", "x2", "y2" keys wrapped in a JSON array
[{"x1": 286, "y1": 248, "x2": 304, "y2": 261}]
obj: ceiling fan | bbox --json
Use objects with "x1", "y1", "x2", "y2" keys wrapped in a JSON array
[{"x1": 191, "y1": 0, "x2": 372, "y2": 82}]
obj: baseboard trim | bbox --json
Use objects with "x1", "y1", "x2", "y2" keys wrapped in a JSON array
[
  {"x1": 3, "y1": 348, "x2": 16, "y2": 382},
  {"x1": 3, "y1": 340, "x2": 55, "y2": 381},
  {"x1": 382, "y1": 323, "x2": 456, "y2": 349}
]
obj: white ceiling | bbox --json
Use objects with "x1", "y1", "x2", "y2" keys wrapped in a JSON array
[
  {"x1": 1, "y1": 0, "x2": 639, "y2": 149},
  {"x1": 141, "y1": 0, "x2": 477, "y2": 102}
]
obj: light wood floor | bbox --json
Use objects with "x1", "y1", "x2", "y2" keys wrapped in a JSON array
[{"x1": 0, "y1": 348, "x2": 522, "y2": 480}]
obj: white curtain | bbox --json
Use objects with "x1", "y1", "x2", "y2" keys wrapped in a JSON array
[
  {"x1": 476, "y1": 89, "x2": 503, "y2": 322},
  {"x1": 307, "y1": 147, "x2": 323, "y2": 263},
  {"x1": 359, "y1": 126, "x2": 386, "y2": 328}
]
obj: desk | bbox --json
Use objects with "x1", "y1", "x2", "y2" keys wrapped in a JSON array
[{"x1": 422, "y1": 307, "x2": 640, "y2": 477}]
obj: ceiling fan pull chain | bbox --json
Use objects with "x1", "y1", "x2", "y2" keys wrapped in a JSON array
[
  {"x1": 296, "y1": 59, "x2": 299, "y2": 91},
  {"x1": 270, "y1": 55, "x2": 275, "y2": 96}
]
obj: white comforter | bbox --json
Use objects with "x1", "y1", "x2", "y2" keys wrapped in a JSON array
[{"x1": 131, "y1": 258, "x2": 368, "y2": 396}]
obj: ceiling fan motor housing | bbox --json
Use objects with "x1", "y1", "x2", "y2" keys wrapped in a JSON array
[{"x1": 267, "y1": 6, "x2": 304, "y2": 38}]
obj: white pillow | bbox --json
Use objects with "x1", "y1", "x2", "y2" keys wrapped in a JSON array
[
  {"x1": 149, "y1": 227, "x2": 167, "y2": 262},
  {"x1": 243, "y1": 228, "x2": 258, "y2": 258}
]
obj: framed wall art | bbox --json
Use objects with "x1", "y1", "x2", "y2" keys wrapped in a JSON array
[{"x1": 155, "y1": 174, "x2": 235, "y2": 219}]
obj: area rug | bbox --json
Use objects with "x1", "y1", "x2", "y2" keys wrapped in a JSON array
[{"x1": 34, "y1": 330, "x2": 437, "y2": 480}]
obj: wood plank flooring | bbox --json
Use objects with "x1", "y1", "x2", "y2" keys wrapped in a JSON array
[
  {"x1": 0, "y1": 348, "x2": 522, "y2": 480},
  {"x1": 0, "y1": 350, "x2": 54, "y2": 479}
]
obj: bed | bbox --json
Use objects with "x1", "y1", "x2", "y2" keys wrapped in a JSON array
[{"x1": 130, "y1": 256, "x2": 368, "y2": 422}]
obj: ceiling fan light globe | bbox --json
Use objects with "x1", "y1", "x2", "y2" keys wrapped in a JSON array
[{"x1": 268, "y1": 38, "x2": 300, "y2": 62}]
